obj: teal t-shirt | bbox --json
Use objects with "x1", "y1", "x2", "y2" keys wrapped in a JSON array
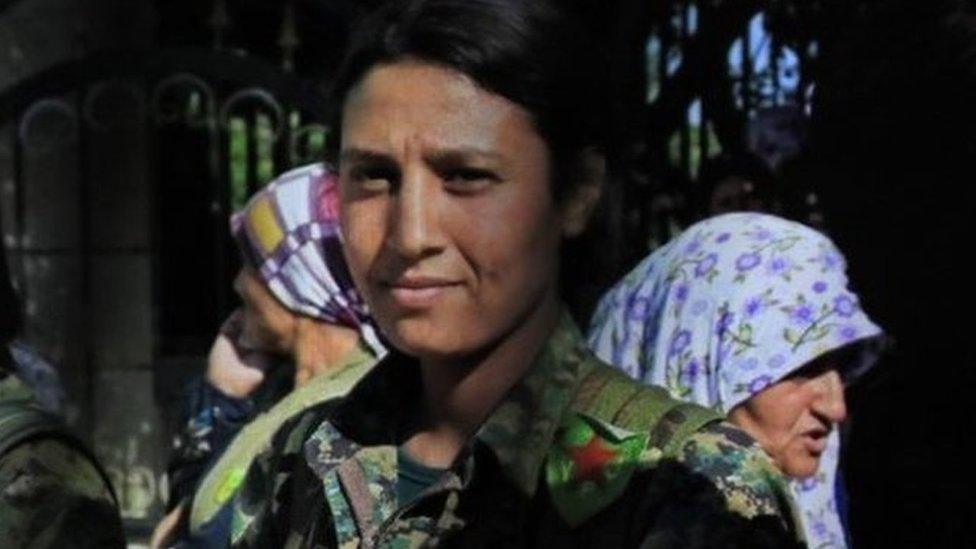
[{"x1": 396, "y1": 447, "x2": 447, "y2": 506}]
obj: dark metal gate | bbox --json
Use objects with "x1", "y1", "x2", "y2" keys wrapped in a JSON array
[{"x1": 0, "y1": 46, "x2": 331, "y2": 527}]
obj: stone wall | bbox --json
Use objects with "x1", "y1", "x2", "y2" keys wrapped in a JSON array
[{"x1": 1, "y1": 0, "x2": 165, "y2": 529}]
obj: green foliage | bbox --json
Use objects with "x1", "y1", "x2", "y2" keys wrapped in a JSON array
[
  {"x1": 254, "y1": 113, "x2": 274, "y2": 187},
  {"x1": 229, "y1": 117, "x2": 248, "y2": 210}
]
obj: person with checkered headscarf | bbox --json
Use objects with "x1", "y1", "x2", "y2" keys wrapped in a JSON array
[{"x1": 153, "y1": 163, "x2": 385, "y2": 548}]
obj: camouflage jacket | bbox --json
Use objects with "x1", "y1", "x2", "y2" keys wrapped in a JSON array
[
  {"x1": 0, "y1": 372, "x2": 125, "y2": 548},
  {"x1": 230, "y1": 313, "x2": 804, "y2": 548},
  {"x1": 186, "y1": 344, "x2": 377, "y2": 539}
]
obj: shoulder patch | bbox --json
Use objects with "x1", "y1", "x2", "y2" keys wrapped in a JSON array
[
  {"x1": 545, "y1": 412, "x2": 657, "y2": 527},
  {"x1": 547, "y1": 360, "x2": 723, "y2": 527}
]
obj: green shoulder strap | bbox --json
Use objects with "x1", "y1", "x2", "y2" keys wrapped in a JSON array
[
  {"x1": 546, "y1": 357, "x2": 723, "y2": 527},
  {"x1": 0, "y1": 400, "x2": 119, "y2": 506},
  {"x1": 573, "y1": 361, "x2": 723, "y2": 458},
  {"x1": 190, "y1": 344, "x2": 376, "y2": 533}
]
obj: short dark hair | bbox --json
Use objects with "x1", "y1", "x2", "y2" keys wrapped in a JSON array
[
  {"x1": 329, "y1": 0, "x2": 609, "y2": 201},
  {"x1": 329, "y1": 0, "x2": 620, "y2": 321}
]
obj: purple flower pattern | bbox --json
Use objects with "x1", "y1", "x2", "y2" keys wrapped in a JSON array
[
  {"x1": 743, "y1": 296, "x2": 764, "y2": 318},
  {"x1": 674, "y1": 283, "x2": 689, "y2": 302},
  {"x1": 679, "y1": 358, "x2": 701, "y2": 387},
  {"x1": 766, "y1": 255, "x2": 793, "y2": 278},
  {"x1": 810, "y1": 242, "x2": 844, "y2": 273},
  {"x1": 735, "y1": 252, "x2": 761, "y2": 272},
  {"x1": 790, "y1": 303, "x2": 816, "y2": 326},
  {"x1": 625, "y1": 295, "x2": 652, "y2": 321},
  {"x1": 695, "y1": 253, "x2": 719, "y2": 278},
  {"x1": 839, "y1": 325, "x2": 858, "y2": 341},
  {"x1": 746, "y1": 375, "x2": 773, "y2": 394},
  {"x1": 670, "y1": 330, "x2": 691, "y2": 356},
  {"x1": 833, "y1": 294, "x2": 857, "y2": 317}
]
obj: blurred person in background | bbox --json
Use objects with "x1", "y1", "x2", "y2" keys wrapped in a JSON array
[
  {"x1": 695, "y1": 153, "x2": 780, "y2": 219},
  {"x1": 620, "y1": 137, "x2": 694, "y2": 254},
  {"x1": 151, "y1": 163, "x2": 385, "y2": 548},
  {"x1": 1, "y1": 218, "x2": 125, "y2": 548}
]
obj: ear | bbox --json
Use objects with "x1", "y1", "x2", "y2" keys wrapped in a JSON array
[{"x1": 559, "y1": 147, "x2": 605, "y2": 238}]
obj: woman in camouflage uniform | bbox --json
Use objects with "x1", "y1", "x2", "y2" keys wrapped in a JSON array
[{"x1": 230, "y1": 1, "x2": 805, "y2": 547}]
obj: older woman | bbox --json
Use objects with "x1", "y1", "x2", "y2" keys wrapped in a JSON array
[
  {"x1": 229, "y1": 1, "x2": 804, "y2": 547},
  {"x1": 589, "y1": 212, "x2": 885, "y2": 548},
  {"x1": 152, "y1": 163, "x2": 385, "y2": 547}
]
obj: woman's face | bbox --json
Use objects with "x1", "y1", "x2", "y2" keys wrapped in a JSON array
[
  {"x1": 338, "y1": 62, "x2": 574, "y2": 360},
  {"x1": 232, "y1": 268, "x2": 296, "y2": 356},
  {"x1": 728, "y1": 358, "x2": 848, "y2": 478}
]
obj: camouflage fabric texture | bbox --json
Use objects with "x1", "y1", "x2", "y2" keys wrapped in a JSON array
[
  {"x1": 0, "y1": 373, "x2": 124, "y2": 549},
  {"x1": 189, "y1": 342, "x2": 377, "y2": 533},
  {"x1": 230, "y1": 311, "x2": 806, "y2": 548}
]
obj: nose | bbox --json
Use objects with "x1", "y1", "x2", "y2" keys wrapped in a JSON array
[
  {"x1": 812, "y1": 369, "x2": 848, "y2": 424},
  {"x1": 387, "y1": 164, "x2": 443, "y2": 259}
]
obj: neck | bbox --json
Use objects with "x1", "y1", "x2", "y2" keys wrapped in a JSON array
[
  {"x1": 404, "y1": 290, "x2": 561, "y2": 468},
  {"x1": 293, "y1": 320, "x2": 361, "y2": 387}
]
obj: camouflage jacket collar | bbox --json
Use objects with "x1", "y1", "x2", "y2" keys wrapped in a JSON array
[
  {"x1": 474, "y1": 310, "x2": 592, "y2": 495},
  {"x1": 301, "y1": 309, "x2": 593, "y2": 540}
]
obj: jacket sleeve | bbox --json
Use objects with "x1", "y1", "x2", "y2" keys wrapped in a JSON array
[
  {"x1": 649, "y1": 422, "x2": 804, "y2": 547},
  {"x1": 675, "y1": 422, "x2": 797, "y2": 520},
  {"x1": 229, "y1": 405, "x2": 335, "y2": 548},
  {"x1": 228, "y1": 415, "x2": 288, "y2": 548}
]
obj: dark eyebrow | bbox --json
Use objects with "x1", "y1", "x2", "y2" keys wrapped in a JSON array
[
  {"x1": 339, "y1": 148, "x2": 396, "y2": 166},
  {"x1": 427, "y1": 148, "x2": 503, "y2": 166},
  {"x1": 340, "y1": 147, "x2": 503, "y2": 166}
]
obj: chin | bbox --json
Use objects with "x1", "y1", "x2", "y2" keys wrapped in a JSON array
[
  {"x1": 780, "y1": 457, "x2": 821, "y2": 479},
  {"x1": 381, "y1": 314, "x2": 481, "y2": 360}
]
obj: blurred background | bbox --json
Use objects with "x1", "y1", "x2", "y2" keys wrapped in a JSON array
[{"x1": 0, "y1": 0, "x2": 972, "y2": 545}]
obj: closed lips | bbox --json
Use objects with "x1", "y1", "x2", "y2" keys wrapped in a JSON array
[{"x1": 384, "y1": 275, "x2": 462, "y2": 289}]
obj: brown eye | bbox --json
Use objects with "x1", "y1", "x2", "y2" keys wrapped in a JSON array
[
  {"x1": 351, "y1": 166, "x2": 398, "y2": 192},
  {"x1": 443, "y1": 168, "x2": 497, "y2": 193}
]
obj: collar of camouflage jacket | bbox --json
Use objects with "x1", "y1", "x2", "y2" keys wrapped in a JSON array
[{"x1": 301, "y1": 309, "x2": 593, "y2": 536}]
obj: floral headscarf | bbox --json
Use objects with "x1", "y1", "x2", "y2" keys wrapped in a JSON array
[
  {"x1": 588, "y1": 212, "x2": 884, "y2": 549},
  {"x1": 231, "y1": 163, "x2": 385, "y2": 357}
]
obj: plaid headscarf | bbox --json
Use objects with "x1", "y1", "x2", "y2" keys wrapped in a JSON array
[{"x1": 230, "y1": 163, "x2": 385, "y2": 357}]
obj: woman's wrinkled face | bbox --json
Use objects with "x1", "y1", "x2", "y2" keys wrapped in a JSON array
[
  {"x1": 728, "y1": 357, "x2": 848, "y2": 478},
  {"x1": 337, "y1": 62, "x2": 566, "y2": 361}
]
